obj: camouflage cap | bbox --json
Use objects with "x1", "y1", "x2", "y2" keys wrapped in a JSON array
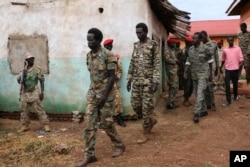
[{"x1": 24, "y1": 52, "x2": 35, "y2": 59}]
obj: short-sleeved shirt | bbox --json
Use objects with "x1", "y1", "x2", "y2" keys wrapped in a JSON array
[
  {"x1": 19, "y1": 67, "x2": 44, "y2": 102},
  {"x1": 86, "y1": 47, "x2": 117, "y2": 101}
]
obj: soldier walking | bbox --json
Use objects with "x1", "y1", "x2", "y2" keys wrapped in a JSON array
[
  {"x1": 238, "y1": 23, "x2": 250, "y2": 84},
  {"x1": 127, "y1": 23, "x2": 159, "y2": 144},
  {"x1": 17, "y1": 52, "x2": 50, "y2": 132},
  {"x1": 76, "y1": 28, "x2": 125, "y2": 167},
  {"x1": 184, "y1": 32, "x2": 212, "y2": 123},
  {"x1": 201, "y1": 31, "x2": 218, "y2": 111},
  {"x1": 165, "y1": 39, "x2": 179, "y2": 109},
  {"x1": 214, "y1": 40, "x2": 225, "y2": 91}
]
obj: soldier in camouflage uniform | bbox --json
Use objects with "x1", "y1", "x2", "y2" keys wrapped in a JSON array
[
  {"x1": 201, "y1": 31, "x2": 218, "y2": 111},
  {"x1": 76, "y1": 28, "x2": 125, "y2": 167},
  {"x1": 182, "y1": 36, "x2": 193, "y2": 107},
  {"x1": 238, "y1": 23, "x2": 250, "y2": 84},
  {"x1": 176, "y1": 40, "x2": 184, "y2": 90},
  {"x1": 165, "y1": 39, "x2": 179, "y2": 109},
  {"x1": 214, "y1": 40, "x2": 225, "y2": 91},
  {"x1": 103, "y1": 38, "x2": 126, "y2": 127},
  {"x1": 184, "y1": 32, "x2": 212, "y2": 123},
  {"x1": 17, "y1": 52, "x2": 50, "y2": 132},
  {"x1": 127, "y1": 23, "x2": 159, "y2": 144}
]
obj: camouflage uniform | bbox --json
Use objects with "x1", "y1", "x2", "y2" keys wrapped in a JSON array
[
  {"x1": 84, "y1": 47, "x2": 124, "y2": 157},
  {"x1": 114, "y1": 58, "x2": 123, "y2": 116},
  {"x1": 176, "y1": 47, "x2": 184, "y2": 90},
  {"x1": 164, "y1": 46, "x2": 178, "y2": 104},
  {"x1": 238, "y1": 31, "x2": 250, "y2": 82},
  {"x1": 127, "y1": 37, "x2": 160, "y2": 129},
  {"x1": 186, "y1": 44, "x2": 211, "y2": 115},
  {"x1": 214, "y1": 47, "x2": 225, "y2": 90},
  {"x1": 18, "y1": 67, "x2": 49, "y2": 126},
  {"x1": 204, "y1": 40, "x2": 218, "y2": 108}
]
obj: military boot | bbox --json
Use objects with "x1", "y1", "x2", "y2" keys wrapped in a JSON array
[
  {"x1": 18, "y1": 125, "x2": 29, "y2": 132},
  {"x1": 44, "y1": 125, "x2": 51, "y2": 132},
  {"x1": 112, "y1": 145, "x2": 125, "y2": 158},
  {"x1": 75, "y1": 154, "x2": 97, "y2": 167},
  {"x1": 193, "y1": 114, "x2": 199, "y2": 123},
  {"x1": 116, "y1": 114, "x2": 126, "y2": 127},
  {"x1": 148, "y1": 117, "x2": 158, "y2": 133},
  {"x1": 136, "y1": 128, "x2": 149, "y2": 144}
]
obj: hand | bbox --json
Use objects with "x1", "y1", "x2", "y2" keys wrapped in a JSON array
[
  {"x1": 127, "y1": 80, "x2": 131, "y2": 92},
  {"x1": 39, "y1": 93, "x2": 44, "y2": 101},
  {"x1": 219, "y1": 67, "x2": 223, "y2": 74},
  {"x1": 150, "y1": 83, "x2": 158, "y2": 93},
  {"x1": 97, "y1": 97, "x2": 106, "y2": 109}
]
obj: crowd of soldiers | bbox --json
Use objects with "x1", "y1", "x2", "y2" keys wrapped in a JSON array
[
  {"x1": 164, "y1": 22, "x2": 250, "y2": 123},
  {"x1": 15, "y1": 22, "x2": 249, "y2": 167}
]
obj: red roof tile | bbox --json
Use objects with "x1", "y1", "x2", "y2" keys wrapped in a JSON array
[{"x1": 187, "y1": 19, "x2": 240, "y2": 36}]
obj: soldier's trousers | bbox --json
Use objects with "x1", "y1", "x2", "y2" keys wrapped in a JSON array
[
  {"x1": 114, "y1": 83, "x2": 123, "y2": 116},
  {"x1": 20, "y1": 100, "x2": 49, "y2": 126},
  {"x1": 131, "y1": 80, "x2": 156, "y2": 129},
  {"x1": 183, "y1": 70, "x2": 193, "y2": 100},
  {"x1": 245, "y1": 56, "x2": 250, "y2": 83},
  {"x1": 83, "y1": 101, "x2": 124, "y2": 157},
  {"x1": 166, "y1": 66, "x2": 178, "y2": 103},
  {"x1": 193, "y1": 78, "x2": 207, "y2": 114}
]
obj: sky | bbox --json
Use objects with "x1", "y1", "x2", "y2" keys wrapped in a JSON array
[{"x1": 168, "y1": 0, "x2": 240, "y2": 21}]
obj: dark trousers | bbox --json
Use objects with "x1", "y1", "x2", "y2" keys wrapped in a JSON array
[
  {"x1": 183, "y1": 70, "x2": 193, "y2": 99},
  {"x1": 224, "y1": 69, "x2": 239, "y2": 103}
]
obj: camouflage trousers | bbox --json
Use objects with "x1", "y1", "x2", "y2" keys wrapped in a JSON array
[
  {"x1": 193, "y1": 78, "x2": 207, "y2": 114},
  {"x1": 114, "y1": 83, "x2": 123, "y2": 116},
  {"x1": 83, "y1": 100, "x2": 124, "y2": 157},
  {"x1": 20, "y1": 100, "x2": 49, "y2": 126},
  {"x1": 166, "y1": 66, "x2": 178, "y2": 103},
  {"x1": 244, "y1": 56, "x2": 250, "y2": 83},
  {"x1": 205, "y1": 68, "x2": 215, "y2": 106},
  {"x1": 131, "y1": 79, "x2": 156, "y2": 129}
]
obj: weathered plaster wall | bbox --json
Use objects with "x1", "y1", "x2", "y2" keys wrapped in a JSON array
[{"x1": 0, "y1": 0, "x2": 167, "y2": 114}]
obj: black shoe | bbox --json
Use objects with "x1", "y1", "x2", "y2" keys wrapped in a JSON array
[
  {"x1": 200, "y1": 111, "x2": 208, "y2": 117},
  {"x1": 116, "y1": 114, "x2": 126, "y2": 127},
  {"x1": 75, "y1": 155, "x2": 97, "y2": 167},
  {"x1": 193, "y1": 114, "x2": 199, "y2": 123},
  {"x1": 207, "y1": 104, "x2": 211, "y2": 109},
  {"x1": 166, "y1": 103, "x2": 179, "y2": 110}
]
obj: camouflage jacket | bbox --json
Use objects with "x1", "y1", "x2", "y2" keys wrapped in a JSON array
[
  {"x1": 204, "y1": 40, "x2": 218, "y2": 70},
  {"x1": 186, "y1": 44, "x2": 212, "y2": 80},
  {"x1": 86, "y1": 47, "x2": 117, "y2": 101},
  {"x1": 238, "y1": 31, "x2": 250, "y2": 56},
  {"x1": 127, "y1": 37, "x2": 160, "y2": 85},
  {"x1": 18, "y1": 67, "x2": 44, "y2": 102}
]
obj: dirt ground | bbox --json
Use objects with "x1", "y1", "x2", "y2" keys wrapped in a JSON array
[{"x1": 0, "y1": 91, "x2": 250, "y2": 167}]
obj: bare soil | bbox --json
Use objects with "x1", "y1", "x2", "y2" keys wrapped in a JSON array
[{"x1": 0, "y1": 91, "x2": 250, "y2": 167}]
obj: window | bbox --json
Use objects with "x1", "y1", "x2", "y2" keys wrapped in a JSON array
[{"x1": 8, "y1": 34, "x2": 49, "y2": 74}]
